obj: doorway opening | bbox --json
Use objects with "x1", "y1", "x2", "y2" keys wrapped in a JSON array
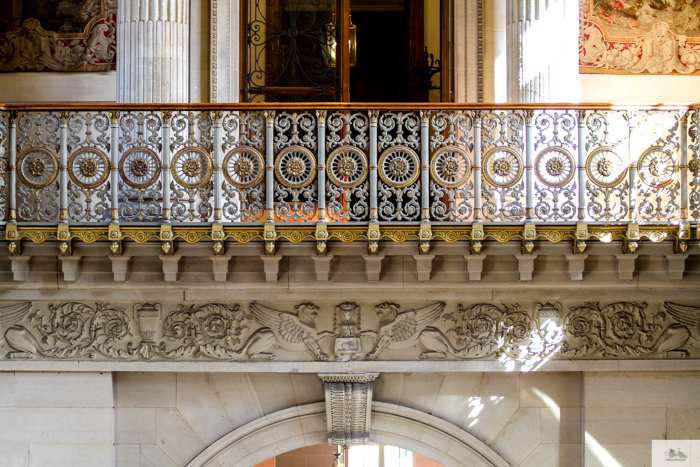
[
  {"x1": 241, "y1": 0, "x2": 448, "y2": 102},
  {"x1": 253, "y1": 444, "x2": 445, "y2": 467}
]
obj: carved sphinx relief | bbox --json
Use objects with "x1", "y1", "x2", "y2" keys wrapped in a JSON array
[
  {"x1": 0, "y1": 0, "x2": 116, "y2": 72},
  {"x1": 0, "y1": 300, "x2": 698, "y2": 362},
  {"x1": 580, "y1": 0, "x2": 700, "y2": 74}
]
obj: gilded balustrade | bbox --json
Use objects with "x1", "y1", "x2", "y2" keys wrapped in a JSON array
[{"x1": 0, "y1": 103, "x2": 698, "y2": 256}]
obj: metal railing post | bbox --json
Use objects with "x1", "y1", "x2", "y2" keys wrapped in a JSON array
[
  {"x1": 8, "y1": 112, "x2": 17, "y2": 224},
  {"x1": 317, "y1": 110, "x2": 327, "y2": 223},
  {"x1": 213, "y1": 111, "x2": 223, "y2": 222},
  {"x1": 577, "y1": 110, "x2": 586, "y2": 220},
  {"x1": 473, "y1": 111, "x2": 482, "y2": 222},
  {"x1": 369, "y1": 110, "x2": 378, "y2": 223},
  {"x1": 420, "y1": 110, "x2": 430, "y2": 223},
  {"x1": 162, "y1": 111, "x2": 172, "y2": 222},
  {"x1": 264, "y1": 111, "x2": 275, "y2": 223},
  {"x1": 627, "y1": 110, "x2": 638, "y2": 222},
  {"x1": 59, "y1": 111, "x2": 69, "y2": 223},
  {"x1": 525, "y1": 110, "x2": 534, "y2": 221},
  {"x1": 680, "y1": 112, "x2": 688, "y2": 223},
  {"x1": 110, "y1": 111, "x2": 120, "y2": 223}
]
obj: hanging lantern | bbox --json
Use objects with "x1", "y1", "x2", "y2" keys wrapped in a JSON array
[{"x1": 325, "y1": 14, "x2": 357, "y2": 68}]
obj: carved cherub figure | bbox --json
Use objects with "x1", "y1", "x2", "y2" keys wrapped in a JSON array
[
  {"x1": 365, "y1": 302, "x2": 446, "y2": 359},
  {"x1": 249, "y1": 302, "x2": 332, "y2": 360}
]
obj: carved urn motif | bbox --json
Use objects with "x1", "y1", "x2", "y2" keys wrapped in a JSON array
[{"x1": 134, "y1": 302, "x2": 161, "y2": 343}]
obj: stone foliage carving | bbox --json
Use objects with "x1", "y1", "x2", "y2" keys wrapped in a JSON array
[
  {"x1": 580, "y1": 0, "x2": 700, "y2": 74},
  {"x1": 0, "y1": 300, "x2": 697, "y2": 361},
  {"x1": 0, "y1": 0, "x2": 116, "y2": 72},
  {"x1": 4, "y1": 301, "x2": 132, "y2": 359},
  {"x1": 562, "y1": 301, "x2": 698, "y2": 358}
]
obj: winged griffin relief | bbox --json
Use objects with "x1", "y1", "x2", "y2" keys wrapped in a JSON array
[
  {"x1": 364, "y1": 302, "x2": 447, "y2": 359},
  {"x1": 249, "y1": 302, "x2": 333, "y2": 360}
]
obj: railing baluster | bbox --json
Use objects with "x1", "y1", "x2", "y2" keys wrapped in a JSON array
[
  {"x1": 628, "y1": 110, "x2": 638, "y2": 222},
  {"x1": 369, "y1": 110, "x2": 378, "y2": 222},
  {"x1": 59, "y1": 111, "x2": 69, "y2": 223},
  {"x1": 8, "y1": 112, "x2": 17, "y2": 223},
  {"x1": 264, "y1": 110, "x2": 275, "y2": 223},
  {"x1": 162, "y1": 111, "x2": 172, "y2": 222},
  {"x1": 317, "y1": 110, "x2": 327, "y2": 222},
  {"x1": 420, "y1": 110, "x2": 430, "y2": 223},
  {"x1": 213, "y1": 111, "x2": 223, "y2": 222},
  {"x1": 680, "y1": 112, "x2": 688, "y2": 223},
  {"x1": 473, "y1": 111, "x2": 482, "y2": 222},
  {"x1": 110, "y1": 111, "x2": 120, "y2": 223},
  {"x1": 525, "y1": 110, "x2": 534, "y2": 221},
  {"x1": 577, "y1": 110, "x2": 586, "y2": 220}
]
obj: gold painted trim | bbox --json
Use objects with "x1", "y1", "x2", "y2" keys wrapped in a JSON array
[
  {"x1": 17, "y1": 146, "x2": 59, "y2": 190},
  {"x1": 223, "y1": 147, "x2": 265, "y2": 189},
  {"x1": 171, "y1": 146, "x2": 214, "y2": 189},
  {"x1": 68, "y1": 147, "x2": 111, "y2": 189}
]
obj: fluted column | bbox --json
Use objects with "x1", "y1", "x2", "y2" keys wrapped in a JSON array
[
  {"x1": 117, "y1": 0, "x2": 190, "y2": 103},
  {"x1": 506, "y1": 0, "x2": 579, "y2": 103}
]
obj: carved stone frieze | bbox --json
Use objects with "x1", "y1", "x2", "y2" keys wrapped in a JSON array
[
  {"x1": 0, "y1": 300, "x2": 698, "y2": 362},
  {"x1": 333, "y1": 302, "x2": 362, "y2": 361}
]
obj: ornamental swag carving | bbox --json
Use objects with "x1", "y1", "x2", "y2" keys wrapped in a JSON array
[{"x1": 0, "y1": 300, "x2": 698, "y2": 361}]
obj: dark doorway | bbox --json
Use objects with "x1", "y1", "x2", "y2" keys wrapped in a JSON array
[{"x1": 349, "y1": 10, "x2": 408, "y2": 103}]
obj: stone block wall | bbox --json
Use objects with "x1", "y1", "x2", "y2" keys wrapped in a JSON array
[
  {"x1": 0, "y1": 372, "x2": 114, "y2": 467},
  {"x1": 0, "y1": 370, "x2": 697, "y2": 466}
]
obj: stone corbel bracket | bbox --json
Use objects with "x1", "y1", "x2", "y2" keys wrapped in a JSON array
[{"x1": 318, "y1": 373, "x2": 379, "y2": 446}]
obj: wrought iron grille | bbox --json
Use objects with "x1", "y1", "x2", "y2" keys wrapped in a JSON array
[{"x1": 244, "y1": 0, "x2": 340, "y2": 102}]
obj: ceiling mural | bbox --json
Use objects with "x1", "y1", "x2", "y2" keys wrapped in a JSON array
[
  {"x1": 0, "y1": 0, "x2": 116, "y2": 72},
  {"x1": 580, "y1": 0, "x2": 700, "y2": 74}
]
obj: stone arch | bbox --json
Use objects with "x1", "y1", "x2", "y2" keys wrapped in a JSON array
[{"x1": 187, "y1": 401, "x2": 510, "y2": 467}]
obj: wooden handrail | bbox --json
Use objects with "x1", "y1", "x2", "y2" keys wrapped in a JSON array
[{"x1": 0, "y1": 102, "x2": 698, "y2": 111}]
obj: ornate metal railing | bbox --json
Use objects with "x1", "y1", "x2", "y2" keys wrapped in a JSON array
[{"x1": 0, "y1": 103, "x2": 698, "y2": 255}]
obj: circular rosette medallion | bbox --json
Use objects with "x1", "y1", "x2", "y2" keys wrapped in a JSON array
[
  {"x1": 119, "y1": 147, "x2": 161, "y2": 189},
  {"x1": 171, "y1": 147, "x2": 214, "y2": 189},
  {"x1": 17, "y1": 147, "x2": 59, "y2": 189},
  {"x1": 274, "y1": 146, "x2": 316, "y2": 188},
  {"x1": 585, "y1": 147, "x2": 627, "y2": 188},
  {"x1": 535, "y1": 146, "x2": 575, "y2": 187},
  {"x1": 68, "y1": 147, "x2": 110, "y2": 189},
  {"x1": 223, "y1": 147, "x2": 264, "y2": 189},
  {"x1": 327, "y1": 146, "x2": 368, "y2": 188},
  {"x1": 637, "y1": 146, "x2": 677, "y2": 188},
  {"x1": 482, "y1": 146, "x2": 523, "y2": 188},
  {"x1": 430, "y1": 145, "x2": 472, "y2": 188},
  {"x1": 378, "y1": 145, "x2": 420, "y2": 188}
]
